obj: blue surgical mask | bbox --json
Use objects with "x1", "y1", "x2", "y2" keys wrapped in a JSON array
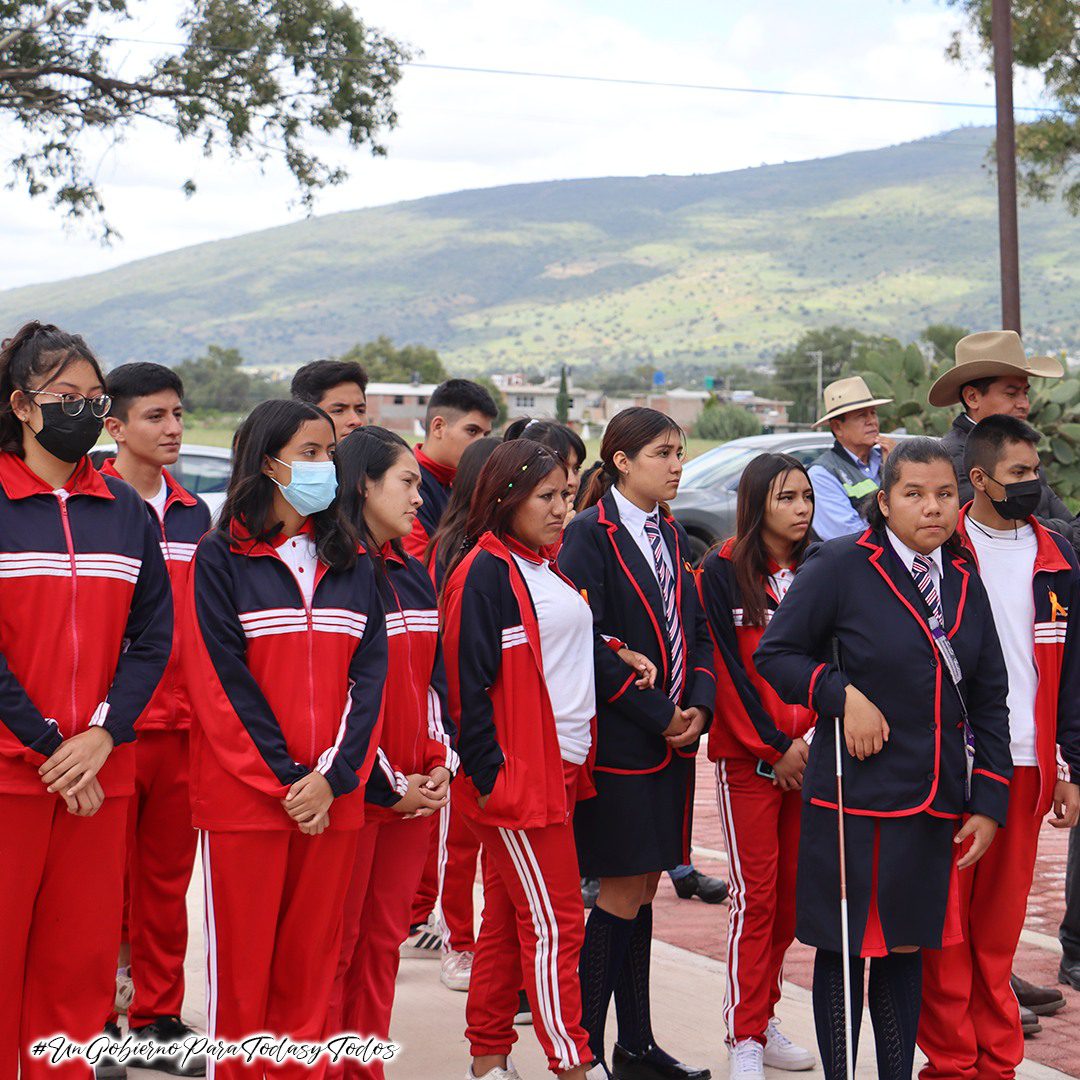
[{"x1": 271, "y1": 457, "x2": 338, "y2": 516}]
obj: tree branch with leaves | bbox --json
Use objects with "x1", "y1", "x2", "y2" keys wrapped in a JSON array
[{"x1": 0, "y1": 0, "x2": 412, "y2": 237}]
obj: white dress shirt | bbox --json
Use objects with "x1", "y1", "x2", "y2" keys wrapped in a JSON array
[
  {"x1": 612, "y1": 485, "x2": 673, "y2": 582},
  {"x1": 277, "y1": 532, "x2": 319, "y2": 607},
  {"x1": 885, "y1": 527, "x2": 944, "y2": 601}
]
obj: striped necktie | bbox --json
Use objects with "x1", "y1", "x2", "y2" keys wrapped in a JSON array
[
  {"x1": 910, "y1": 553, "x2": 943, "y2": 625},
  {"x1": 644, "y1": 514, "x2": 684, "y2": 703}
]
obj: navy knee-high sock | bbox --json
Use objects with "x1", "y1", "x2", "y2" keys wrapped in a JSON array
[
  {"x1": 614, "y1": 902, "x2": 656, "y2": 1055},
  {"x1": 812, "y1": 948, "x2": 865, "y2": 1080},
  {"x1": 868, "y1": 951, "x2": 922, "y2": 1080},
  {"x1": 579, "y1": 905, "x2": 635, "y2": 1064}
]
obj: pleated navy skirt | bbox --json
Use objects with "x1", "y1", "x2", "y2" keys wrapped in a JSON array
[{"x1": 574, "y1": 754, "x2": 694, "y2": 878}]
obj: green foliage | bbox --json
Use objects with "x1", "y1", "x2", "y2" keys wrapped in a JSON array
[
  {"x1": 173, "y1": 345, "x2": 284, "y2": 412},
  {"x1": 694, "y1": 399, "x2": 763, "y2": 442},
  {"x1": 339, "y1": 336, "x2": 447, "y2": 384},
  {"x1": 555, "y1": 366, "x2": 570, "y2": 424},
  {"x1": 857, "y1": 341, "x2": 953, "y2": 437},
  {"x1": 773, "y1": 326, "x2": 901, "y2": 424},
  {"x1": 0, "y1": 0, "x2": 410, "y2": 235},
  {"x1": 1028, "y1": 370, "x2": 1080, "y2": 500},
  {"x1": 919, "y1": 323, "x2": 969, "y2": 363},
  {"x1": 947, "y1": 0, "x2": 1080, "y2": 213}
]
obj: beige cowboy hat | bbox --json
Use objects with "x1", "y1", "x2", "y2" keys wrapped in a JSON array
[
  {"x1": 927, "y1": 330, "x2": 1063, "y2": 407},
  {"x1": 813, "y1": 376, "x2": 892, "y2": 427}
]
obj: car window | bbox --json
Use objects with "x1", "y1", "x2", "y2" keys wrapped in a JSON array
[
  {"x1": 787, "y1": 446, "x2": 826, "y2": 466},
  {"x1": 172, "y1": 454, "x2": 231, "y2": 495},
  {"x1": 679, "y1": 446, "x2": 760, "y2": 491}
]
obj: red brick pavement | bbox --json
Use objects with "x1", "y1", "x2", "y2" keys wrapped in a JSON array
[{"x1": 649, "y1": 756, "x2": 1080, "y2": 1077}]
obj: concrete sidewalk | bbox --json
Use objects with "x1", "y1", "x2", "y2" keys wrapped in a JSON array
[{"x1": 137, "y1": 860, "x2": 1072, "y2": 1080}]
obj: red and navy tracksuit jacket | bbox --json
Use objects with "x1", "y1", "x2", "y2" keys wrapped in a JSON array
[
  {"x1": 956, "y1": 508, "x2": 1080, "y2": 801},
  {"x1": 100, "y1": 459, "x2": 211, "y2": 731},
  {"x1": 754, "y1": 527, "x2": 1013, "y2": 825},
  {"x1": 442, "y1": 530, "x2": 597, "y2": 829},
  {"x1": 699, "y1": 540, "x2": 815, "y2": 764},
  {"x1": 0, "y1": 451, "x2": 172, "y2": 796},
  {"x1": 556, "y1": 491, "x2": 716, "y2": 774},
  {"x1": 365, "y1": 545, "x2": 459, "y2": 814},
  {"x1": 183, "y1": 521, "x2": 388, "y2": 831},
  {"x1": 402, "y1": 447, "x2": 454, "y2": 560}
]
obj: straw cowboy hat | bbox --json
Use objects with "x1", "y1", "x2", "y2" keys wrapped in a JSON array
[
  {"x1": 813, "y1": 376, "x2": 893, "y2": 427},
  {"x1": 927, "y1": 330, "x2": 1062, "y2": 407}
]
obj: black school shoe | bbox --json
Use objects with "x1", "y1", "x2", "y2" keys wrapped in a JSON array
[
  {"x1": 670, "y1": 870, "x2": 728, "y2": 905},
  {"x1": 129, "y1": 1017, "x2": 206, "y2": 1076},
  {"x1": 1059, "y1": 956, "x2": 1080, "y2": 991},
  {"x1": 1011, "y1": 973, "x2": 1066, "y2": 1016},
  {"x1": 95, "y1": 1023, "x2": 126, "y2": 1080},
  {"x1": 612, "y1": 1043, "x2": 711, "y2": 1079}
]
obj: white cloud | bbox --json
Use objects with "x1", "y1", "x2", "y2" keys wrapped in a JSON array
[{"x1": 0, "y1": 0, "x2": 1047, "y2": 289}]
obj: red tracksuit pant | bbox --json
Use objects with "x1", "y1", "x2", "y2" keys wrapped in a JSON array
[
  {"x1": 126, "y1": 730, "x2": 198, "y2": 1027},
  {"x1": 464, "y1": 764, "x2": 591, "y2": 1075},
  {"x1": 0, "y1": 794, "x2": 128, "y2": 1080},
  {"x1": 918, "y1": 765, "x2": 1043, "y2": 1080},
  {"x1": 328, "y1": 812, "x2": 433, "y2": 1080},
  {"x1": 715, "y1": 757, "x2": 801, "y2": 1046},
  {"x1": 201, "y1": 828, "x2": 356, "y2": 1080},
  {"x1": 411, "y1": 792, "x2": 482, "y2": 951}
]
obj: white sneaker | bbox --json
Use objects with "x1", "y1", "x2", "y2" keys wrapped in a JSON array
[
  {"x1": 441, "y1": 950, "x2": 474, "y2": 991},
  {"x1": 729, "y1": 1039, "x2": 765, "y2": 1079},
  {"x1": 763, "y1": 1018, "x2": 815, "y2": 1071},
  {"x1": 466, "y1": 1057, "x2": 522, "y2": 1080},
  {"x1": 585, "y1": 1063, "x2": 610, "y2": 1079},
  {"x1": 400, "y1": 913, "x2": 444, "y2": 959},
  {"x1": 114, "y1": 966, "x2": 134, "y2": 1014}
]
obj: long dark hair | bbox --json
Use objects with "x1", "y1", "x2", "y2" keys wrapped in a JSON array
[
  {"x1": 866, "y1": 436, "x2": 963, "y2": 554},
  {"x1": 426, "y1": 435, "x2": 501, "y2": 575},
  {"x1": 446, "y1": 440, "x2": 564, "y2": 578},
  {"x1": 730, "y1": 453, "x2": 813, "y2": 628},
  {"x1": 578, "y1": 407, "x2": 682, "y2": 509},
  {"x1": 335, "y1": 425, "x2": 413, "y2": 563},
  {"x1": 0, "y1": 321, "x2": 107, "y2": 455},
  {"x1": 218, "y1": 399, "x2": 357, "y2": 572}
]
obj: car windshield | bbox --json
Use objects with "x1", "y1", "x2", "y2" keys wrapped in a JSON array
[
  {"x1": 171, "y1": 454, "x2": 231, "y2": 495},
  {"x1": 679, "y1": 445, "x2": 761, "y2": 491}
]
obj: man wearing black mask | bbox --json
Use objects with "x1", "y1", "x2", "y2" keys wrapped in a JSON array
[{"x1": 929, "y1": 329, "x2": 1078, "y2": 1024}]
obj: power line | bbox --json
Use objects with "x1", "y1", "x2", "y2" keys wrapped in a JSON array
[{"x1": 17, "y1": 30, "x2": 1062, "y2": 115}]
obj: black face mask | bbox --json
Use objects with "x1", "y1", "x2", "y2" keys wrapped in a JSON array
[
  {"x1": 32, "y1": 403, "x2": 104, "y2": 463},
  {"x1": 988, "y1": 476, "x2": 1041, "y2": 521}
]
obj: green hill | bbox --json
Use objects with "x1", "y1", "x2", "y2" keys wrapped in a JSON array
[{"x1": 1, "y1": 126, "x2": 1077, "y2": 373}]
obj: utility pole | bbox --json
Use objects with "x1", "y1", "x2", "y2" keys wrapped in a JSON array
[
  {"x1": 810, "y1": 351, "x2": 824, "y2": 405},
  {"x1": 992, "y1": 0, "x2": 1022, "y2": 333}
]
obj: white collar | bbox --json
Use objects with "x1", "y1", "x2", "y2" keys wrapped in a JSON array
[
  {"x1": 612, "y1": 485, "x2": 658, "y2": 535},
  {"x1": 885, "y1": 527, "x2": 943, "y2": 578}
]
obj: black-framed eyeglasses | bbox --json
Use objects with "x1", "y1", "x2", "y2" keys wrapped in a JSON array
[{"x1": 27, "y1": 390, "x2": 112, "y2": 418}]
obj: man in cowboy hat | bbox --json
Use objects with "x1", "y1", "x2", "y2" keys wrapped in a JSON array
[
  {"x1": 930, "y1": 329, "x2": 1078, "y2": 552},
  {"x1": 930, "y1": 328, "x2": 1077, "y2": 1026},
  {"x1": 807, "y1": 375, "x2": 895, "y2": 540}
]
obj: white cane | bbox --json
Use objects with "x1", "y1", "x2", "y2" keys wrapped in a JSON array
[{"x1": 834, "y1": 711, "x2": 855, "y2": 1080}]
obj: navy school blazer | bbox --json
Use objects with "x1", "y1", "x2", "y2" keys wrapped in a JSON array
[
  {"x1": 558, "y1": 490, "x2": 716, "y2": 774},
  {"x1": 753, "y1": 527, "x2": 1013, "y2": 825}
]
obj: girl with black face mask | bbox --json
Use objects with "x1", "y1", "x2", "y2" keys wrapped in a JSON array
[{"x1": 0, "y1": 321, "x2": 173, "y2": 1078}]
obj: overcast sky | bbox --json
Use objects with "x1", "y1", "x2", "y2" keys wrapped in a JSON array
[{"x1": 0, "y1": 0, "x2": 1048, "y2": 289}]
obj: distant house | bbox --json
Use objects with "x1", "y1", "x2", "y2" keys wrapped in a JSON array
[
  {"x1": 491, "y1": 373, "x2": 606, "y2": 425},
  {"x1": 728, "y1": 390, "x2": 794, "y2": 429},
  {"x1": 364, "y1": 382, "x2": 439, "y2": 437}
]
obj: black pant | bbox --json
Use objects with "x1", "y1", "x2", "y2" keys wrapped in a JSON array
[{"x1": 1061, "y1": 825, "x2": 1080, "y2": 962}]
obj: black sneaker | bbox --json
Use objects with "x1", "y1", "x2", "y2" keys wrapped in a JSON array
[
  {"x1": 95, "y1": 1023, "x2": 126, "y2": 1080},
  {"x1": 129, "y1": 1016, "x2": 206, "y2": 1076}
]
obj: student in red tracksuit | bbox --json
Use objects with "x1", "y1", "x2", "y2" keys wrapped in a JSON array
[
  {"x1": 416, "y1": 436, "x2": 501, "y2": 992},
  {"x1": 405, "y1": 380, "x2": 497, "y2": 952},
  {"x1": 698, "y1": 453, "x2": 818, "y2": 1079},
  {"x1": 184, "y1": 399, "x2": 388, "y2": 1080},
  {"x1": 919, "y1": 415, "x2": 1080, "y2": 1080},
  {"x1": 0, "y1": 322, "x2": 171, "y2": 1080},
  {"x1": 443, "y1": 440, "x2": 652, "y2": 1080},
  {"x1": 100, "y1": 362, "x2": 212, "y2": 1073},
  {"x1": 329, "y1": 426, "x2": 458, "y2": 1078}
]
